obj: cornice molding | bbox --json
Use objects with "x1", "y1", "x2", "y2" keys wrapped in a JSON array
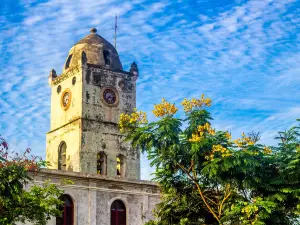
[
  {"x1": 52, "y1": 65, "x2": 81, "y2": 86},
  {"x1": 31, "y1": 169, "x2": 159, "y2": 195}
]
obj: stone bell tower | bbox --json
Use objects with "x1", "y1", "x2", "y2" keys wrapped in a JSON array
[{"x1": 46, "y1": 28, "x2": 140, "y2": 179}]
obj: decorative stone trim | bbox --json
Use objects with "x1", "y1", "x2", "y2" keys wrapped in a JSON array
[
  {"x1": 87, "y1": 64, "x2": 134, "y2": 81},
  {"x1": 33, "y1": 181, "x2": 160, "y2": 196},
  {"x1": 36, "y1": 169, "x2": 158, "y2": 187},
  {"x1": 52, "y1": 65, "x2": 81, "y2": 86}
]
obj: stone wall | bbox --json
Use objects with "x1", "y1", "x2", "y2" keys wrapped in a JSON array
[
  {"x1": 17, "y1": 169, "x2": 160, "y2": 225},
  {"x1": 46, "y1": 63, "x2": 140, "y2": 179},
  {"x1": 80, "y1": 64, "x2": 139, "y2": 179}
]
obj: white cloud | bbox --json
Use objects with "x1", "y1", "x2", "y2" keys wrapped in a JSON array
[
  {"x1": 23, "y1": 15, "x2": 43, "y2": 26},
  {"x1": 0, "y1": 0, "x2": 299, "y2": 179}
]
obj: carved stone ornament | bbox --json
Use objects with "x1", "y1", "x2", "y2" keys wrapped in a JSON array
[
  {"x1": 48, "y1": 69, "x2": 57, "y2": 86},
  {"x1": 130, "y1": 62, "x2": 139, "y2": 81},
  {"x1": 50, "y1": 69, "x2": 57, "y2": 78},
  {"x1": 130, "y1": 62, "x2": 138, "y2": 74},
  {"x1": 60, "y1": 89, "x2": 72, "y2": 111}
]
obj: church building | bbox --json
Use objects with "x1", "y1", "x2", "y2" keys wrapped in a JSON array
[{"x1": 26, "y1": 28, "x2": 160, "y2": 225}]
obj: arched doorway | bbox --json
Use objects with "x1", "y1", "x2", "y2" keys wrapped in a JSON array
[
  {"x1": 111, "y1": 200, "x2": 126, "y2": 225},
  {"x1": 56, "y1": 194, "x2": 74, "y2": 225}
]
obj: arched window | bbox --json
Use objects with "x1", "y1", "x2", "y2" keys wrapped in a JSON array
[
  {"x1": 116, "y1": 154, "x2": 125, "y2": 177},
  {"x1": 58, "y1": 142, "x2": 67, "y2": 171},
  {"x1": 103, "y1": 50, "x2": 111, "y2": 65},
  {"x1": 97, "y1": 152, "x2": 107, "y2": 175},
  {"x1": 111, "y1": 200, "x2": 126, "y2": 225},
  {"x1": 65, "y1": 54, "x2": 73, "y2": 69},
  {"x1": 56, "y1": 195, "x2": 74, "y2": 225}
]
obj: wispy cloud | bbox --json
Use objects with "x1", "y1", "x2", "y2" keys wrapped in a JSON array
[{"x1": 0, "y1": 0, "x2": 299, "y2": 180}]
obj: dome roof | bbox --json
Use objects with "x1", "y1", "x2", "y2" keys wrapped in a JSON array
[{"x1": 63, "y1": 28, "x2": 123, "y2": 72}]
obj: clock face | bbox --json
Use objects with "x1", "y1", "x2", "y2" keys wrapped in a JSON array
[
  {"x1": 103, "y1": 89, "x2": 117, "y2": 105},
  {"x1": 61, "y1": 89, "x2": 72, "y2": 110},
  {"x1": 62, "y1": 92, "x2": 70, "y2": 107}
]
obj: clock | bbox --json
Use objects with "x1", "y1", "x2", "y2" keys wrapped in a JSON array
[
  {"x1": 61, "y1": 89, "x2": 72, "y2": 110},
  {"x1": 102, "y1": 88, "x2": 118, "y2": 106}
]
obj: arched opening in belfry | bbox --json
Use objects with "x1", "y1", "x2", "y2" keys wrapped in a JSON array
[
  {"x1": 65, "y1": 54, "x2": 73, "y2": 69},
  {"x1": 116, "y1": 154, "x2": 125, "y2": 177},
  {"x1": 97, "y1": 151, "x2": 107, "y2": 175},
  {"x1": 56, "y1": 194, "x2": 74, "y2": 225},
  {"x1": 58, "y1": 141, "x2": 67, "y2": 171},
  {"x1": 111, "y1": 200, "x2": 126, "y2": 225},
  {"x1": 103, "y1": 50, "x2": 111, "y2": 65}
]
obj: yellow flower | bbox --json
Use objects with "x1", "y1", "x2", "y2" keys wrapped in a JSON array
[
  {"x1": 189, "y1": 123, "x2": 216, "y2": 143},
  {"x1": 225, "y1": 131, "x2": 232, "y2": 140},
  {"x1": 207, "y1": 144, "x2": 231, "y2": 161},
  {"x1": 189, "y1": 133, "x2": 202, "y2": 142},
  {"x1": 152, "y1": 98, "x2": 178, "y2": 117},
  {"x1": 247, "y1": 141, "x2": 255, "y2": 146},
  {"x1": 263, "y1": 146, "x2": 272, "y2": 154},
  {"x1": 208, "y1": 128, "x2": 216, "y2": 135},
  {"x1": 233, "y1": 132, "x2": 256, "y2": 148},
  {"x1": 181, "y1": 94, "x2": 212, "y2": 112},
  {"x1": 119, "y1": 110, "x2": 148, "y2": 133}
]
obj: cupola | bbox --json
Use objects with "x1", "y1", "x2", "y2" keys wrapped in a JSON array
[{"x1": 63, "y1": 28, "x2": 123, "y2": 72}]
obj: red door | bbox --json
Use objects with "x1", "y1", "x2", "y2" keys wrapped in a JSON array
[
  {"x1": 111, "y1": 200, "x2": 126, "y2": 225},
  {"x1": 56, "y1": 195, "x2": 74, "y2": 225}
]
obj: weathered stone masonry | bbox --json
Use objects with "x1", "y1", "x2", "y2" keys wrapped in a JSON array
[
  {"x1": 18, "y1": 169, "x2": 160, "y2": 225},
  {"x1": 46, "y1": 29, "x2": 140, "y2": 179},
  {"x1": 19, "y1": 28, "x2": 159, "y2": 225}
]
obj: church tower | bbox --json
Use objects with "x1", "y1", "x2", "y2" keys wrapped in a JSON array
[{"x1": 46, "y1": 28, "x2": 140, "y2": 179}]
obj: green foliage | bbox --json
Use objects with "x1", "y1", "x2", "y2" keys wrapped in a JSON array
[
  {"x1": 120, "y1": 99, "x2": 300, "y2": 224},
  {"x1": 0, "y1": 139, "x2": 64, "y2": 225},
  {"x1": 0, "y1": 181, "x2": 64, "y2": 225}
]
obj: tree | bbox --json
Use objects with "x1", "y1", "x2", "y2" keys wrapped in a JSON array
[
  {"x1": 0, "y1": 137, "x2": 64, "y2": 225},
  {"x1": 119, "y1": 96, "x2": 300, "y2": 225}
]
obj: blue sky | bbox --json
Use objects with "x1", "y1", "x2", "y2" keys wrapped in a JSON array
[{"x1": 0, "y1": 0, "x2": 299, "y2": 180}]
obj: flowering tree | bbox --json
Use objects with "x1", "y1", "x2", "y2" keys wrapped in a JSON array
[
  {"x1": 119, "y1": 95, "x2": 300, "y2": 224},
  {"x1": 0, "y1": 137, "x2": 64, "y2": 225}
]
